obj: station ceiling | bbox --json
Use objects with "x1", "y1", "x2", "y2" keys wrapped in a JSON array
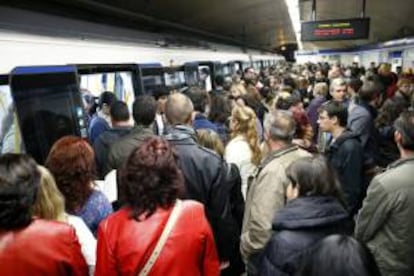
[{"x1": 3, "y1": 0, "x2": 414, "y2": 52}]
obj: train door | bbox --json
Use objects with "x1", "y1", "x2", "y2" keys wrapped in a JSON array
[
  {"x1": 0, "y1": 74, "x2": 23, "y2": 154},
  {"x1": 10, "y1": 65, "x2": 87, "y2": 164},
  {"x1": 76, "y1": 64, "x2": 138, "y2": 115},
  {"x1": 183, "y1": 62, "x2": 199, "y2": 87}
]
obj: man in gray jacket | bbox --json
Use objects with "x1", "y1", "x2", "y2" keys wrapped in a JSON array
[
  {"x1": 356, "y1": 110, "x2": 414, "y2": 276},
  {"x1": 240, "y1": 110, "x2": 311, "y2": 275}
]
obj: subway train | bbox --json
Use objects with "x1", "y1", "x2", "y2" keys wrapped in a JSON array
[{"x1": 0, "y1": 28, "x2": 284, "y2": 165}]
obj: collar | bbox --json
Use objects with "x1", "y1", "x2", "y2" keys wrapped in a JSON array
[
  {"x1": 387, "y1": 155, "x2": 414, "y2": 170},
  {"x1": 164, "y1": 125, "x2": 198, "y2": 142},
  {"x1": 261, "y1": 144, "x2": 298, "y2": 166}
]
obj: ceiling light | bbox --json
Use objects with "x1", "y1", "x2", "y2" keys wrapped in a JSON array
[{"x1": 284, "y1": 0, "x2": 303, "y2": 49}]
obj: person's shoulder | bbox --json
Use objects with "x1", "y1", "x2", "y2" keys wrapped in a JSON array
[{"x1": 29, "y1": 219, "x2": 77, "y2": 238}]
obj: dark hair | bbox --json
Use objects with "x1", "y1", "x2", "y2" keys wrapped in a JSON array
[
  {"x1": 0, "y1": 154, "x2": 40, "y2": 229},
  {"x1": 359, "y1": 81, "x2": 380, "y2": 102},
  {"x1": 45, "y1": 136, "x2": 95, "y2": 213},
  {"x1": 185, "y1": 86, "x2": 208, "y2": 113},
  {"x1": 209, "y1": 94, "x2": 231, "y2": 124},
  {"x1": 319, "y1": 101, "x2": 348, "y2": 127},
  {"x1": 120, "y1": 137, "x2": 184, "y2": 220},
  {"x1": 286, "y1": 155, "x2": 344, "y2": 202},
  {"x1": 153, "y1": 87, "x2": 169, "y2": 101},
  {"x1": 394, "y1": 110, "x2": 414, "y2": 151},
  {"x1": 348, "y1": 78, "x2": 363, "y2": 93},
  {"x1": 132, "y1": 95, "x2": 157, "y2": 126},
  {"x1": 110, "y1": 101, "x2": 130, "y2": 122},
  {"x1": 98, "y1": 91, "x2": 117, "y2": 109},
  {"x1": 296, "y1": 235, "x2": 381, "y2": 276},
  {"x1": 214, "y1": 75, "x2": 225, "y2": 86}
]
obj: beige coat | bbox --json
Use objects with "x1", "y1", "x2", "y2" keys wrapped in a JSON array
[{"x1": 240, "y1": 145, "x2": 311, "y2": 261}]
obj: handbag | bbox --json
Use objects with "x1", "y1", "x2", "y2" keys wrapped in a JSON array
[{"x1": 138, "y1": 199, "x2": 183, "y2": 276}]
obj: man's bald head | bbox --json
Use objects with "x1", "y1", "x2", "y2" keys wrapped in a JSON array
[{"x1": 165, "y1": 93, "x2": 194, "y2": 126}]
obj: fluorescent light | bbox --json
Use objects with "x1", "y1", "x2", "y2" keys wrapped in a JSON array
[{"x1": 284, "y1": 0, "x2": 303, "y2": 49}]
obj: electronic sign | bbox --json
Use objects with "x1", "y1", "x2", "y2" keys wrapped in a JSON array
[{"x1": 301, "y1": 18, "x2": 370, "y2": 41}]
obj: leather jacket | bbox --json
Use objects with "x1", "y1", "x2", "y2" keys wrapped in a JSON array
[
  {"x1": 0, "y1": 219, "x2": 88, "y2": 275},
  {"x1": 95, "y1": 200, "x2": 220, "y2": 276},
  {"x1": 164, "y1": 125, "x2": 239, "y2": 261}
]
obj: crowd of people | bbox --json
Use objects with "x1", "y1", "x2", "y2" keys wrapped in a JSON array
[{"x1": 1, "y1": 61, "x2": 414, "y2": 276}]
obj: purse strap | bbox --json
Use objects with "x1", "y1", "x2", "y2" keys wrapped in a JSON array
[{"x1": 138, "y1": 199, "x2": 183, "y2": 276}]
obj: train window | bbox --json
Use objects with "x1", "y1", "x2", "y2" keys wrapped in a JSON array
[
  {"x1": 80, "y1": 71, "x2": 135, "y2": 113},
  {"x1": 0, "y1": 84, "x2": 24, "y2": 154},
  {"x1": 11, "y1": 66, "x2": 86, "y2": 164},
  {"x1": 198, "y1": 65, "x2": 212, "y2": 92},
  {"x1": 164, "y1": 71, "x2": 185, "y2": 88}
]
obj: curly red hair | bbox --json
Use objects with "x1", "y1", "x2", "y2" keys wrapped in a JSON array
[
  {"x1": 45, "y1": 136, "x2": 96, "y2": 213},
  {"x1": 120, "y1": 136, "x2": 184, "y2": 220}
]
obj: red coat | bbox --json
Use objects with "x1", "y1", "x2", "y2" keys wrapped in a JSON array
[
  {"x1": 95, "y1": 200, "x2": 220, "y2": 276},
  {"x1": 0, "y1": 219, "x2": 88, "y2": 275}
]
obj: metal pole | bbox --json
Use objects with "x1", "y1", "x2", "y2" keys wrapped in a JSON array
[
  {"x1": 312, "y1": 0, "x2": 316, "y2": 21},
  {"x1": 361, "y1": 0, "x2": 366, "y2": 18}
]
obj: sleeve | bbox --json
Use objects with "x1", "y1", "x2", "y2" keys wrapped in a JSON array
[
  {"x1": 93, "y1": 138, "x2": 106, "y2": 179},
  {"x1": 348, "y1": 113, "x2": 371, "y2": 151},
  {"x1": 67, "y1": 227, "x2": 89, "y2": 276},
  {"x1": 94, "y1": 221, "x2": 118, "y2": 276},
  {"x1": 240, "y1": 165, "x2": 286, "y2": 260},
  {"x1": 339, "y1": 141, "x2": 364, "y2": 214},
  {"x1": 97, "y1": 193, "x2": 113, "y2": 224},
  {"x1": 355, "y1": 177, "x2": 392, "y2": 242},
  {"x1": 91, "y1": 191, "x2": 113, "y2": 236},
  {"x1": 206, "y1": 161, "x2": 238, "y2": 261},
  {"x1": 200, "y1": 206, "x2": 221, "y2": 276},
  {"x1": 103, "y1": 148, "x2": 117, "y2": 177}
]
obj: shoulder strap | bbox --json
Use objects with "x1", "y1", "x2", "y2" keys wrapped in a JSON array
[{"x1": 138, "y1": 199, "x2": 183, "y2": 276}]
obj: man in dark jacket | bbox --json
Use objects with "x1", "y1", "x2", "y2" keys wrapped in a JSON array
[
  {"x1": 184, "y1": 87, "x2": 218, "y2": 132},
  {"x1": 104, "y1": 96, "x2": 156, "y2": 174},
  {"x1": 93, "y1": 101, "x2": 132, "y2": 179},
  {"x1": 319, "y1": 101, "x2": 364, "y2": 216},
  {"x1": 164, "y1": 93, "x2": 237, "y2": 266},
  {"x1": 347, "y1": 80, "x2": 381, "y2": 172}
]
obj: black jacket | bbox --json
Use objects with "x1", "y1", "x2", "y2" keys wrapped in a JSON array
[
  {"x1": 164, "y1": 125, "x2": 239, "y2": 261},
  {"x1": 260, "y1": 196, "x2": 351, "y2": 276},
  {"x1": 325, "y1": 130, "x2": 364, "y2": 215},
  {"x1": 93, "y1": 126, "x2": 131, "y2": 179}
]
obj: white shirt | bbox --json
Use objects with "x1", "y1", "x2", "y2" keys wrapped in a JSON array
[{"x1": 225, "y1": 135, "x2": 257, "y2": 199}]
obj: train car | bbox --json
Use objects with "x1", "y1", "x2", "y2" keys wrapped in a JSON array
[{"x1": 0, "y1": 33, "x2": 282, "y2": 163}]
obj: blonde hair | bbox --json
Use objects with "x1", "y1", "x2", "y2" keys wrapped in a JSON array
[
  {"x1": 32, "y1": 166, "x2": 66, "y2": 222},
  {"x1": 231, "y1": 105, "x2": 262, "y2": 165},
  {"x1": 197, "y1": 129, "x2": 225, "y2": 157}
]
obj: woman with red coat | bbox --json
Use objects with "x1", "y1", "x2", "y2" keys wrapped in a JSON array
[
  {"x1": 0, "y1": 154, "x2": 88, "y2": 275},
  {"x1": 95, "y1": 137, "x2": 220, "y2": 276}
]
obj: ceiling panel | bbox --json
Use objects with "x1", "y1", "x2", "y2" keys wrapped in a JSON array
[{"x1": 2, "y1": 0, "x2": 413, "y2": 51}]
